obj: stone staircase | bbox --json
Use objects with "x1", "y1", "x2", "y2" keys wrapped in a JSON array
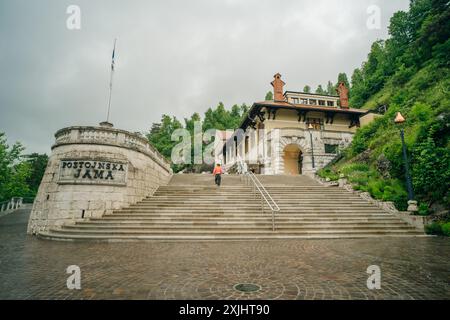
[{"x1": 39, "y1": 174, "x2": 423, "y2": 241}]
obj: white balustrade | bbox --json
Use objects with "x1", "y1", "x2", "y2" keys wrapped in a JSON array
[
  {"x1": 53, "y1": 126, "x2": 172, "y2": 173},
  {"x1": 0, "y1": 197, "x2": 24, "y2": 213}
]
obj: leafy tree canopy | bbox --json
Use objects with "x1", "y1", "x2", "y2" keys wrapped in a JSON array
[
  {"x1": 146, "y1": 103, "x2": 248, "y2": 172},
  {"x1": 0, "y1": 132, "x2": 33, "y2": 202},
  {"x1": 265, "y1": 91, "x2": 273, "y2": 100}
]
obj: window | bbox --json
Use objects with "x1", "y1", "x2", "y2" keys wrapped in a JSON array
[
  {"x1": 307, "y1": 118, "x2": 323, "y2": 130},
  {"x1": 223, "y1": 146, "x2": 227, "y2": 164},
  {"x1": 325, "y1": 144, "x2": 338, "y2": 154},
  {"x1": 309, "y1": 99, "x2": 317, "y2": 105},
  {"x1": 244, "y1": 136, "x2": 249, "y2": 154},
  {"x1": 327, "y1": 101, "x2": 334, "y2": 107},
  {"x1": 318, "y1": 100, "x2": 325, "y2": 106},
  {"x1": 301, "y1": 98, "x2": 308, "y2": 104},
  {"x1": 292, "y1": 97, "x2": 299, "y2": 104}
]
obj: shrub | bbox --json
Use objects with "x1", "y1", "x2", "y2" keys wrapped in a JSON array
[
  {"x1": 350, "y1": 124, "x2": 379, "y2": 156},
  {"x1": 408, "y1": 102, "x2": 433, "y2": 124},
  {"x1": 425, "y1": 222, "x2": 443, "y2": 235},
  {"x1": 411, "y1": 135, "x2": 450, "y2": 205},
  {"x1": 418, "y1": 203, "x2": 430, "y2": 216},
  {"x1": 317, "y1": 168, "x2": 339, "y2": 181},
  {"x1": 442, "y1": 222, "x2": 450, "y2": 237},
  {"x1": 340, "y1": 163, "x2": 370, "y2": 176},
  {"x1": 367, "y1": 179, "x2": 385, "y2": 199},
  {"x1": 382, "y1": 140, "x2": 404, "y2": 179},
  {"x1": 391, "y1": 64, "x2": 416, "y2": 86},
  {"x1": 390, "y1": 88, "x2": 408, "y2": 106},
  {"x1": 347, "y1": 172, "x2": 369, "y2": 187},
  {"x1": 381, "y1": 180, "x2": 408, "y2": 211}
]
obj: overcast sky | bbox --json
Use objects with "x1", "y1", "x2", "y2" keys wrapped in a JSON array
[{"x1": 0, "y1": 0, "x2": 409, "y2": 154}]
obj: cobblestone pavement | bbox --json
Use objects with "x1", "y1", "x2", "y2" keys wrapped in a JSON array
[{"x1": 0, "y1": 208, "x2": 449, "y2": 300}]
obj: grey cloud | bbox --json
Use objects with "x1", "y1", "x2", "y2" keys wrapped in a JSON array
[{"x1": 0, "y1": 0, "x2": 409, "y2": 154}]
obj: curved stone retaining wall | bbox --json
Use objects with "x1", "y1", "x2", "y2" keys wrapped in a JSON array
[{"x1": 27, "y1": 123, "x2": 172, "y2": 234}]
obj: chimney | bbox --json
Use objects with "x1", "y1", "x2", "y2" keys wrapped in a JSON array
[
  {"x1": 336, "y1": 82, "x2": 349, "y2": 108},
  {"x1": 271, "y1": 73, "x2": 285, "y2": 102}
]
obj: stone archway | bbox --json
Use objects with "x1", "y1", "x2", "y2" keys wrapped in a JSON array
[
  {"x1": 283, "y1": 144, "x2": 302, "y2": 175},
  {"x1": 278, "y1": 135, "x2": 309, "y2": 175}
]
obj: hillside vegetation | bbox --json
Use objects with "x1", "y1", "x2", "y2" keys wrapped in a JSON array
[{"x1": 318, "y1": 0, "x2": 450, "y2": 234}]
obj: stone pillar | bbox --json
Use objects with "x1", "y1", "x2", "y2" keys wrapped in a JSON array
[{"x1": 338, "y1": 174, "x2": 346, "y2": 187}]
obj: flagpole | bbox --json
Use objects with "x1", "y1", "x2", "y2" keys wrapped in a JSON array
[{"x1": 106, "y1": 38, "x2": 117, "y2": 123}]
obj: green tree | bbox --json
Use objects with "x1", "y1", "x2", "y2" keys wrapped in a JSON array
[
  {"x1": 326, "y1": 81, "x2": 334, "y2": 95},
  {"x1": 265, "y1": 91, "x2": 273, "y2": 100},
  {"x1": 0, "y1": 132, "x2": 32, "y2": 201},
  {"x1": 315, "y1": 85, "x2": 325, "y2": 94},
  {"x1": 146, "y1": 115, "x2": 183, "y2": 161},
  {"x1": 303, "y1": 85, "x2": 311, "y2": 93},
  {"x1": 349, "y1": 68, "x2": 367, "y2": 108},
  {"x1": 147, "y1": 102, "x2": 249, "y2": 173},
  {"x1": 203, "y1": 102, "x2": 247, "y2": 131},
  {"x1": 336, "y1": 72, "x2": 350, "y2": 88},
  {"x1": 184, "y1": 112, "x2": 201, "y2": 134},
  {"x1": 412, "y1": 136, "x2": 450, "y2": 206},
  {"x1": 24, "y1": 153, "x2": 48, "y2": 195}
]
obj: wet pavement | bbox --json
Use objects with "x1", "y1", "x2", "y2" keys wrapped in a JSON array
[{"x1": 0, "y1": 208, "x2": 449, "y2": 299}]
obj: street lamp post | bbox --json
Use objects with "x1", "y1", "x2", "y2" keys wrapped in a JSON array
[
  {"x1": 394, "y1": 112, "x2": 417, "y2": 212},
  {"x1": 308, "y1": 123, "x2": 315, "y2": 169}
]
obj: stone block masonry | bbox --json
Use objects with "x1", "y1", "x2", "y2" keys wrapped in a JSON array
[{"x1": 27, "y1": 123, "x2": 173, "y2": 234}]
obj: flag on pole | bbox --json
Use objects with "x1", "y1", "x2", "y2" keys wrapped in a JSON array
[
  {"x1": 111, "y1": 39, "x2": 116, "y2": 71},
  {"x1": 106, "y1": 38, "x2": 117, "y2": 122}
]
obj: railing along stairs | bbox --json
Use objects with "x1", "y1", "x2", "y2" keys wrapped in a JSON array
[
  {"x1": 0, "y1": 197, "x2": 25, "y2": 213},
  {"x1": 236, "y1": 156, "x2": 280, "y2": 231}
]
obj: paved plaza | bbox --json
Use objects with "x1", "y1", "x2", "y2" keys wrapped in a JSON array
[{"x1": 0, "y1": 208, "x2": 449, "y2": 300}]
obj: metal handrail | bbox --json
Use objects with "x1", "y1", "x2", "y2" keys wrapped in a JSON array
[{"x1": 236, "y1": 156, "x2": 280, "y2": 231}]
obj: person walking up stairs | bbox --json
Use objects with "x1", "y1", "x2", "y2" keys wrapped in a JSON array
[{"x1": 213, "y1": 163, "x2": 224, "y2": 186}]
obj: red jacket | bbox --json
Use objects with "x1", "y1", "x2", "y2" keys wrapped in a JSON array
[{"x1": 212, "y1": 166, "x2": 223, "y2": 175}]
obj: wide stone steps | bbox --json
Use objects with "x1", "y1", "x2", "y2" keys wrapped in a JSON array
[
  {"x1": 40, "y1": 174, "x2": 424, "y2": 241},
  {"x1": 151, "y1": 194, "x2": 367, "y2": 198},
  {"x1": 57, "y1": 228, "x2": 417, "y2": 235},
  {"x1": 111, "y1": 215, "x2": 388, "y2": 220},
  {"x1": 115, "y1": 205, "x2": 385, "y2": 209},
  {"x1": 78, "y1": 219, "x2": 405, "y2": 225},
  {"x1": 63, "y1": 223, "x2": 413, "y2": 230},
  {"x1": 39, "y1": 229, "x2": 423, "y2": 242},
  {"x1": 39, "y1": 232, "x2": 425, "y2": 241},
  {"x1": 106, "y1": 210, "x2": 393, "y2": 215},
  {"x1": 113, "y1": 210, "x2": 388, "y2": 214},
  {"x1": 126, "y1": 201, "x2": 379, "y2": 206},
  {"x1": 89, "y1": 216, "x2": 401, "y2": 222},
  {"x1": 147, "y1": 198, "x2": 368, "y2": 202}
]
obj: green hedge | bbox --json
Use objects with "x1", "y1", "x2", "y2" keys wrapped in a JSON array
[{"x1": 425, "y1": 221, "x2": 450, "y2": 237}]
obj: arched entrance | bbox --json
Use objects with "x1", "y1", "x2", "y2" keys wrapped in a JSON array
[{"x1": 283, "y1": 144, "x2": 302, "y2": 175}]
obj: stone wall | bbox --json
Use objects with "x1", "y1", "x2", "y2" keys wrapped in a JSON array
[{"x1": 27, "y1": 124, "x2": 173, "y2": 234}]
